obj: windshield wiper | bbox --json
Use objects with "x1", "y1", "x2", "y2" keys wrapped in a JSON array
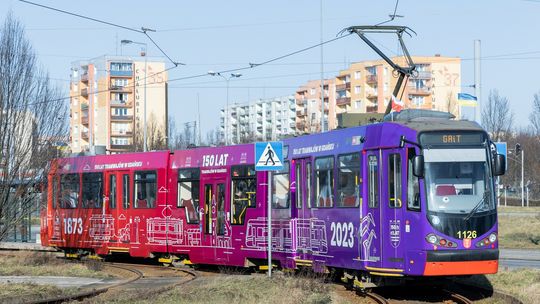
[{"x1": 464, "y1": 190, "x2": 490, "y2": 222}]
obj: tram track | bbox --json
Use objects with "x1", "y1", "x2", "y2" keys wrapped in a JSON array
[{"x1": 24, "y1": 260, "x2": 197, "y2": 304}]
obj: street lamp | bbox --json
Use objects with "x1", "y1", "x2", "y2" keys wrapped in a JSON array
[
  {"x1": 208, "y1": 71, "x2": 242, "y2": 145},
  {"x1": 121, "y1": 39, "x2": 148, "y2": 152}
]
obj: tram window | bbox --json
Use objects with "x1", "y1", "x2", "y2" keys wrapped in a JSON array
[
  {"x1": 52, "y1": 175, "x2": 59, "y2": 209},
  {"x1": 204, "y1": 184, "x2": 212, "y2": 234},
  {"x1": 60, "y1": 174, "x2": 79, "y2": 208},
  {"x1": 178, "y1": 168, "x2": 200, "y2": 224},
  {"x1": 134, "y1": 171, "x2": 157, "y2": 208},
  {"x1": 231, "y1": 165, "x2": 256, "y2": 225},
  {"x1": 315, "y1": 156, "x2": 334, "y2": 208},
  {"x1": 407, "y1": 148, "x2": 421, "y2": 211},
  {"x1": 306, "y1": 162, "x2": 313, "y2": 208},
  {"x1": 337, "y1": 153, "x2": 361, "y2": 208},
  {"x1": 109, "y1": 175, "x2": 117, "y2": 209},
  {"x1": 82, "y1": 173, "x2": 103, "y2": 208},
  {"x1": 272, "y1": 161, "x2": 290, "y2": 209},
  {"x1": 295, "y1": 163, "x2": 303, "y2": 209},
  {"x1": 217, "y1": 183, "x2": 226, "y2": 235},
  {"x1": 122, "y1": 174, "x2": 130, "y2": 209},
  {"x1": 388, "y1": 154, "x2": 402, "y2": 208},
  {"x1": 368, "y1": 155, "x2": 379, "y2": 208}
]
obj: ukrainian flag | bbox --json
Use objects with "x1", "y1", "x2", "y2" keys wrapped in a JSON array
[{"x1": 457, "y1": 93, "x2": 477, "y2": 107}]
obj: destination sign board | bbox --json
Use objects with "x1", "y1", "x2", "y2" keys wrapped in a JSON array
[{"x1": 419, "y1": 132, "x2": 485, "y2": 146}]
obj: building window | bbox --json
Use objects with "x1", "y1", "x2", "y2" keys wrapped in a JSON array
[
  {"x1": 354, "y1": 71, "x2": 361, "y2": 79},
  {"x1": 384, "y1": 83, "x2": 389, "y2": 92},
  {"x1": 355, "y1": 100, "x2": 362, "y2": 109},
  {"x1": 310, "y1": 88, "x2": 316, "y2": 95},
  {"x1": 354, "y1": 86, "x2": 361, "y2": 94},
  {"x1": 411, "y1": 96, "x2": 425, "y2": 106}
]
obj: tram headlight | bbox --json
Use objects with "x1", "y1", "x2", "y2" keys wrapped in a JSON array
[
  {"x1": 430, "y1": 215, "x2": 441, "y2": 226},
  {"x1": 489, "y1": 233, "x2": 497, "y2": 243},
  {"x1": 426, "y1": 234, "x2": 438, "y2": 244}
]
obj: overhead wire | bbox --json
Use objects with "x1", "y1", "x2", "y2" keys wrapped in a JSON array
[{"x1": 19, "y1": 0, "x2": 144, "y2": 33}]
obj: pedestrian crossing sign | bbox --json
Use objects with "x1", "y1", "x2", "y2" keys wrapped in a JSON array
[{"x1": 255, "y1": 142, "x2": 284, "y2": 171}]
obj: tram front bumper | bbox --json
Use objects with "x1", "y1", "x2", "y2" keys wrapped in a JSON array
[{"x1": 423, "y1": 249, "x2": 499, "y2": 276}]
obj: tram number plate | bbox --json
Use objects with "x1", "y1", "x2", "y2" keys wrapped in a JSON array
[
  {"x1": 456, "y1": 230, "x2": 477, "y2": 239},
  {"x1": 330, "y1": 222, "x2": 354, "y2": 248},
  {"x1": 63, "y1": 217, "x2": 83, "y2": 235}
]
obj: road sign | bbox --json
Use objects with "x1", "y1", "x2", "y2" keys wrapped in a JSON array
[
  {"x1": 495, "y1": 142, "x2": 507, "y2": 170},
  {"x1": 255, "y1": 141, "x2": 284, "y2": 171}
]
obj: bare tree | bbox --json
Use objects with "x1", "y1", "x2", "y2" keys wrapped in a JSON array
[
  {"x1": 0, "y1": 13, "x2": 68, "y2": 241},
  {"x1": 481, "y1": 89, "x2": 514, "y2": 142},
  {"x1": 133, "y1": 113, "x2": 167, "y2": 151},
  {"x1": 529, "y1": 92, "x2": 540, "y2": 136}
]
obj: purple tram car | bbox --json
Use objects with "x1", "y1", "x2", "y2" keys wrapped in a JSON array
[{"x1": 41, "y1": 111, "x2": 505, "y2": 288}]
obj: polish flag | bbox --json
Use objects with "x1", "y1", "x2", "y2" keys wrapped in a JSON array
[{"x1": 391, "y1": 95, "x2": 404, "y2": 112}]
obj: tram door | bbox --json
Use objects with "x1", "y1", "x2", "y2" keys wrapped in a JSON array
[
  {"x1": 363, "y1": 151, "x2": 382, "y2": 269},
  {"x1": 104, "y1": 171, "x2": 129, "y2": 244},
  {"x1": 380, "y1": 149, "x2": 405, "y2": 270},
  {"x1": 201, "y1": 180, "x2": 228, "y2": 261},
  {"x1": 292, "y1": 158, "x2": 313, "y2": 262}
]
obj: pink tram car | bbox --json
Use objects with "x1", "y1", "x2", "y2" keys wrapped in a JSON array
[{"x1": 42, "y1": 115, "x2": 505, "y2": 288}]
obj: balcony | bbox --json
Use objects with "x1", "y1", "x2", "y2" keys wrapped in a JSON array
[
  {"x1": 81, "y1": 130, "x2": 89, "y2": 140},
  {"x1": 81, "y1": 116, "x2": 89, "y2": 125},
  {"x1": 81, "y1": 88, "x2": 88, "y2": 97},
  {"x1": 366, "y1": 75, "x2": 378, "y2": 83},
  {"x1": 111, "y1": 115, "x2": 133, "y2": 121},
  {"x1": 111, "y1": 100, "x2": 132, "y2": 107},
  {"x1": 109, "y1": 85, "x2": 132, "y2": 92},
  {"x1": 111, "y1": 130, "x2": 133, "y2": 137},
  {"x1": 110, "y1": 70, "x2": 132, "y2": 77},
  {"x1": 80, "y1": 102, "x2": 89, "y2": 111},
  {"x1": 366, "y1": 90, "x2": 378, "y2": 99},
  {"x1": 336, "y1": 97, "x2": 351, "y2": 106},
  {"x1": 408, "y1": 86, "x2": 431, "y2": 95},
  {"x1": 296, "y1": 108, "x2": 307, "y2": 117},
  {"x1": 412, "y1": 71, "x2": 432, "y2": 79},
  {"x1": 366, "y1": 105, "x2": 378, "y2": 113},
  {"x1": 335, "y1": 83, "x2": 351, "y2": 91},
  {"x1": 110, "y1": 144, "x2": 133, "y2": 150},
  {"x1": 81, "y1": 73, "x2": 88, "y2": 82}
]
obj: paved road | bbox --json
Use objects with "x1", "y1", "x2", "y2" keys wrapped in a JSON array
[{"x1": 500, "y1": 248, "x2": 540, "y2": 269}]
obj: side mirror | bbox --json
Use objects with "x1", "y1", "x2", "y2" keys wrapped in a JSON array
[
  {"x1": 413, "y1": 155, "x2": 424, "y2": 178},
  {"x1": 494, "y1": 154, "x2": 506, "y2": 176}
]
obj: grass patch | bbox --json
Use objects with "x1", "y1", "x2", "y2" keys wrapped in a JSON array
[
  {"x1": 90, "y1": 273, "x2": 334, "y2": 304},
  {"x1": 0, "y1": 283, "x2": 79, "y2": 304},
  {"x1": 498, "y1": 214, "x2": 540, "y2": 248},
  {"x1": 0, "y1": 251, "x2": 111, "y2": 278},
  {"x1": 455, "y1": 268, "x2": 540, "y2": 304}
]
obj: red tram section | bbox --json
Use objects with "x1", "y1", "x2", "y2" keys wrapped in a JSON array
[{"x1": 41, "y1": 151, "x2": 170, "y2": 258}]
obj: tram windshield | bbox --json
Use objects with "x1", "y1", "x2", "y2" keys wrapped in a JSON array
[{"x1": 424, "y1": 148, "x2": 495, "y2": 214}]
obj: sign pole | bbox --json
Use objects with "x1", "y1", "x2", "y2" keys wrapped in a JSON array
[{"x1": 267, "y1": 171, "x2": 272, "y2": 277}]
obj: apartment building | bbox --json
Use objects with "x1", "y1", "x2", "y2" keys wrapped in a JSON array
[
  {"x1": 335, "y1": 55, "x2": 461, "y2": 117},
  {"x1": 295, "y1": 79, "x2": 337, "y2": 134},
  {"x1": 69, "y1": 55, "x2": 168, "y2": 153},
  {"x1": 220, "y1": 96, "x2": 296, "y2": 144}
]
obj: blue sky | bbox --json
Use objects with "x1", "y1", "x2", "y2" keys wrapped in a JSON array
[{"x1": 2, "y1": 0, "x2": 539, "y2": 135}]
